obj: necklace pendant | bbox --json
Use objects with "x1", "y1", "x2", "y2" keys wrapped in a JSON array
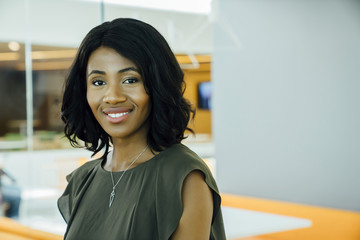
[{"x1": 109, "y1": 189, "x2": 115, "y2": 208}]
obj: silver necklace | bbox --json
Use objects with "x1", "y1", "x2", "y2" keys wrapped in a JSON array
[{"x1": 109, "y1": 144, "x2": 149, "y2": 208}]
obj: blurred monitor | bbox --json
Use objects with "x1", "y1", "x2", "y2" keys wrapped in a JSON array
[{"x1": 198, "y1": 81, "x2": 211, "y2": 110}]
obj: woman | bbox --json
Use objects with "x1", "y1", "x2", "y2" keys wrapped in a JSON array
[{"x1": 58, "y1": 18, "x2": 226, "y2": 240}]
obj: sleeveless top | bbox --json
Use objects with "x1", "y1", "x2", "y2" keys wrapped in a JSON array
[{"x1": 58, "y1": 144, "x2": 226, "y2": 240}]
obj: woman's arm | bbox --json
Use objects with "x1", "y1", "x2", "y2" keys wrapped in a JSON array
[{"x1": 171, "y1": 170, "x2": 213, "y2": 240}]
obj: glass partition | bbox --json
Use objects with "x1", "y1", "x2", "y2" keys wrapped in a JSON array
[
  {"x1": 0, "y1": 0, "x2": 102, "y2": 235},
  {"x1": 0, "y1": 42, "x2": 27, "y2": 150},
  {"x1": 30, "y1": 44, "x2": 76, "y2": 150}
]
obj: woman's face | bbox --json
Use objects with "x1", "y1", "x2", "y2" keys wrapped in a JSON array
[{"x1": 86, "y1": 46, "x2": 151, "y2": 141}]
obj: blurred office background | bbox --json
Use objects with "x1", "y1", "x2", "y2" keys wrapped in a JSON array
[{"x1": 0, "y1": 0, "x2": 359, "y2": 239}]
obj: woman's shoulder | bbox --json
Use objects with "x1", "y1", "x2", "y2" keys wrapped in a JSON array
[
  {"x1": 156, "y1": 144, "x2": 206, "y2": 168},
  {"x1": 154, "y1": 143, "x2": 214, "y2": 182}
]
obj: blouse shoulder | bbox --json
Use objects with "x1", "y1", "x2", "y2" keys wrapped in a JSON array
[
  {"x1": 154, "y1": 144, "x2": 226, "y2": 240},
  {"x1": 58, "y1": 158, "x2": 101, "y2": 223},
  {"x1": 155, "y1": 144, "x2": 212, "y2": 176}
]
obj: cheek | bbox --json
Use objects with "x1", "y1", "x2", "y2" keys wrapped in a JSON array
[
  {"x1": 86, "y1": 91, "x2": 97, "y2": 112},
  {"x1": 131, "y1": 90, "x2": 150, "y2": 113},
  {"x1": 134, "y1": 94, "x2": 151, "y2": 120}
]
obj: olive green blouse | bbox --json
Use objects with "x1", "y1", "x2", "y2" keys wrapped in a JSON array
[{"x1": 58, "y1": 144, "x2": 226, "y2": 240}]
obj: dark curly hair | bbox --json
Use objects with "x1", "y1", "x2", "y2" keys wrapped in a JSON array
[{"x1": 61, "y1": 18, "x2": 195, "y2": 156}]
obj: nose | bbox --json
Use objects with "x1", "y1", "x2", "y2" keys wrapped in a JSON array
[{"x1": 103, "y1": 87, "x2": 126, "y2": 104}]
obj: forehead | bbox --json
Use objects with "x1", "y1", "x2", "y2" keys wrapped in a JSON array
[{"x1": 87, "y1": 47, "x2": 137, "y2": 72}]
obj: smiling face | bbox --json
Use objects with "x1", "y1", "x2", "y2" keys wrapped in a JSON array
[{"x1": 86, "y1": 46, "x2": 151, "y2": 142}]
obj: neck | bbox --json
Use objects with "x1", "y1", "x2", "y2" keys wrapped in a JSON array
[{"x1": 104, "y1": 140, "x2": 150, "y2": 172}]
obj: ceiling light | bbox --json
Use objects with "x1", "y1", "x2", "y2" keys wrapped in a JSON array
[{"x1": 8, "y1": 41, "x2": 21, "y2": 51}]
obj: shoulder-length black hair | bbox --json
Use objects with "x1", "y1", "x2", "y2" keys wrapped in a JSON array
[{"x1": 62, "y1": 18, "x2": 195, "y2": 156}]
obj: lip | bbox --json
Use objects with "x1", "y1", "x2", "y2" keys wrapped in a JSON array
[{"x1": 103, "y1": 107, "x2": 133, "y2": 124}]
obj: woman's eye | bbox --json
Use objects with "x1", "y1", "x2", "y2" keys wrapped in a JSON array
[
  {"x1": 92, "y1": 79, "x2": 106, "y2": 86},
  {"x1": 123, "y1": 78, "x2": 138, "y2": 84}
]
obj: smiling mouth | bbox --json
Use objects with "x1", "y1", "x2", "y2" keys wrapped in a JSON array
[
  {"x1": 104, "y1": 108, "x2": 133, "y2": 119},
  {"x1": 107, "y1": 112, "x2": 130, "y2": 118}
]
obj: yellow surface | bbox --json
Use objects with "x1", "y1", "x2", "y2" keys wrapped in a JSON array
[
  {"x1": 221, "y1": 193, "x2": 360, "y2": 240},
  {"x1": 0, "y1": 217, "x2": 62, "y2": 240}
]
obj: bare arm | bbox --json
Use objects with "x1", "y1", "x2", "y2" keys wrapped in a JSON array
[{"x1": 170, "y1": 170, "x2": 213, "y2": 240}]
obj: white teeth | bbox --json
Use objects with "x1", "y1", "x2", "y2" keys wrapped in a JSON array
[{"x1": 107, "y1": 112, "x2": 130, "y2": 118}]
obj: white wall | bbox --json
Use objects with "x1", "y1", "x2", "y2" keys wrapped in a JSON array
[
  {"x1": 213, "y1": 0, "x2": 360, "y2": 211},
  {"x1": 0, "y1": 0, "x2": 212, "y2": 54}
]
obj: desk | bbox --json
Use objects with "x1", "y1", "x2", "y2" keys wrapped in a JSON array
[{"x1": 222, "y1": 206, "x2": 312, "y2": 239}]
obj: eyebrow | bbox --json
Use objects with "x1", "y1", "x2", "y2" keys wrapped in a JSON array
[{"x1": 87, "y1": 67, "x2": 140, "y2": 77}]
